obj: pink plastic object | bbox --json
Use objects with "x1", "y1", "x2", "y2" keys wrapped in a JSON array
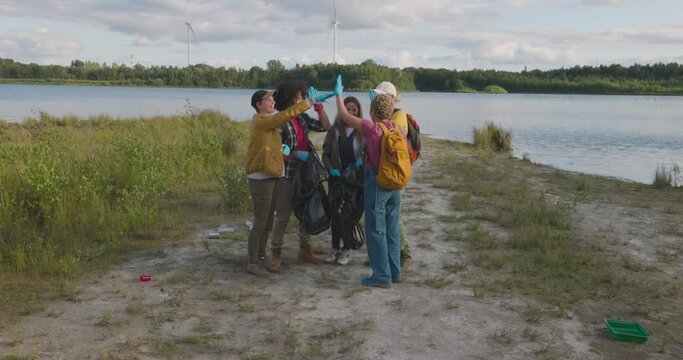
[{"x1": 139, "y1": 274, "x2": 152, "y2": 282}]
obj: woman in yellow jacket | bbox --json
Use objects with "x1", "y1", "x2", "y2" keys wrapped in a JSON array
[{"x1": 245, "y1": 89, "x2": 318, "y2": 276}]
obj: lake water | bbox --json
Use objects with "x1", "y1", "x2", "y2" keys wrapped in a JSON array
[{"x1": 1, "y1": 84, "x2": 682, "y2": 184}]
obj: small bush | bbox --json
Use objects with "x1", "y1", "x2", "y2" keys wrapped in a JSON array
[
  {"x1": 473, "y1": 121, "x2": 512, "y2": 153},
  {"x1": 219, "y1": 164, "x2": 251, "y2": 213},
  {"x1": 482, "y1": 85, "x2": 508, "y2": 94}
]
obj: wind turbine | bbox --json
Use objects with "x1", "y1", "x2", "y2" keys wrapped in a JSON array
[
  {"x1": 185, "y1": 21, "x2": 199, "y2": 66},
  {"x1": 331, "y1": 0, "x2": 342, "y2": 64}
]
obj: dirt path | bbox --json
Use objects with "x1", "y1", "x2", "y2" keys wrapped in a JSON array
[{"x1": 1, "y1": 138, "x2": 681, "y2": 359}]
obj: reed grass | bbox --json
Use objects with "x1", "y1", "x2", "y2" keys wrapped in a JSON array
[
  {"x1": 0, "y1": 110, "x2": 250, "y2": 316},
  {"x1": 653, "y1": 162, "x2": 681, "y2": 188},
  {"x1": 473, "y1": 121, "x2": 512, "y2": 153}
]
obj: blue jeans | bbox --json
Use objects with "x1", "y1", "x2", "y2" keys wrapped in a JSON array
[{"x1": 363, "y1": 168, "x2": 402, "y2": 285}]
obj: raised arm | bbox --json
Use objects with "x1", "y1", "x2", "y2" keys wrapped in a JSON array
[
  {"x1": 253, "y1": 99, "x2": 312, "y2": 131},
  {"x1": 333, "y1": 75, "x2": 363, "y2": 131},
  {"x1": 308, "y1": 86, "x2": 331, "y2": 130}
]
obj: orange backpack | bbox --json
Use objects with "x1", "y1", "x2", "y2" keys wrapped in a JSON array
[{"x1": 376, "y1": 121, "x2": 412, "y2": 190}]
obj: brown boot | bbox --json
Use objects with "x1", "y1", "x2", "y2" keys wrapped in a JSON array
[
  {"x1": 271, "y1": 247, "x2": 282, "y2": 270},
  {"x1": 260, "y1": 256, "x2": 280, "y2": 273},
  {"x1": 298, "y1": 244, "x2": 322, "y2": 264}
]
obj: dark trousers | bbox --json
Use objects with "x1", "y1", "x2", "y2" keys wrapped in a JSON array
[{"x1": 329, "y1": 177, "x2": 349, "y2": 250}]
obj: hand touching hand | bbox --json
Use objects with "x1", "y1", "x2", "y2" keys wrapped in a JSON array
[{"x1": 307, "y1": 87, "x2": 319, "y2": 103}]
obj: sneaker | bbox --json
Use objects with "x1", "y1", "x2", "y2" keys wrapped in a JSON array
[
  {"x1": 361, "y1": 277, "x2": 391, "y2": 289},
  {"x1": 246, "y1": 263, "x2": 268, "y2": 276},
  {"x1": 324, "y1": 248, "x2": 340, "y2": 263},
  {"x1": 336, "y1": 249, "x2": 350, "y2": 265}
]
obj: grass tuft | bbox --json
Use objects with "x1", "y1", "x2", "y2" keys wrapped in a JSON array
[
  {"x1": 653, "y1": 162, "x2": 682, "y2": 188},
  {"x1": 473, "y1": 121, "x2": 512, "y2": 153}
]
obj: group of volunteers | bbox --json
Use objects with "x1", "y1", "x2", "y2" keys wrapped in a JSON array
[{"x1": 245, "y1": 74, "x2": 418, "y2": 288}]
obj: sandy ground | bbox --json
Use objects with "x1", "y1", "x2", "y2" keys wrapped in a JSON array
[{"x1": 1, "y1": 138, "x2": 681, "y2": 359}]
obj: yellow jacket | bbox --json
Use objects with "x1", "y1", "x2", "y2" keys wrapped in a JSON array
[
  {"x1": 391, "y1": 109, "x2": 408, "y2": 134},
  {"x1": 245, "y1": 100, "x2": 311, "y2": 177}
]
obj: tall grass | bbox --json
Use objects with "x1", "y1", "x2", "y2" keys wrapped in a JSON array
[
  {"x1": 653, "y1": 162, "x2": 682, "y2": 188},
  {"x1": 473, "y1": 122, "x2": 512, "y2": 153},
  {"x1": 0, "y1": 110, "x2": 249, "y2": 281}
]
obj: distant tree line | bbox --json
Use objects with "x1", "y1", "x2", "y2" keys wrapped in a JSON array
[{"x1": 2, "y1": 57, "x2": 683, "y2": 95}]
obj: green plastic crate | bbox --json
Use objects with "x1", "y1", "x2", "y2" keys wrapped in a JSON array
[{"x1": 604, "y1": 318, "x2": 649, "y2": 343}]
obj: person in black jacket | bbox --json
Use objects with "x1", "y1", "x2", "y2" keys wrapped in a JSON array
[{"x1": 322, "y1": 96, "x2": 366, "y2": 265}]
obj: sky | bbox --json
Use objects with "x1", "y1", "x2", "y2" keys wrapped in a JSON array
[{"x1": 1, "y1": 0, "x2": 683, "y2": 71}]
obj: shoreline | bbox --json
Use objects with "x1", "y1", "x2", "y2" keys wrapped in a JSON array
[{"x1": 1, "y1": 124, "x2": 681, "y2": 358}]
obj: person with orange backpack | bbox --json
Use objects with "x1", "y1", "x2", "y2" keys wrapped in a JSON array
[
  {"x1": 369, "y1": 81, "x2": 421, "y2": 268},
  {"x1": 335, "y1": 75, "x2": 410, "y2": 288}
]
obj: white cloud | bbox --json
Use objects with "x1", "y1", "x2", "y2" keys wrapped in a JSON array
[
  {"x1": 478, "y1": 41, "x2": 577, "y2": 65},
  {"x1": 1, "y1": 0, "x2": 682, "y2": 69},
  {"x1": 0, "y1": 27, "x2": 80, "y2": 63},
  {"x1": 0, "y1": 1, "x2": 483, "y2": 40},
  {"x1": 375, "y1": 50, "x2": 417, "y2": 69},
  {"x1": 133, "y1": 35, "x2": 168, "y2": 47},
  {"x1": 602, "y1": 25, "x2": 683, "y2": 45}
]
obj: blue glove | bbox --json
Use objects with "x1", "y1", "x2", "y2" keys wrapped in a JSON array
[
  {"x1": 334, "y1": 74, "x2": 343, "y2": 96},
  {"x1": 329, "y1": 169, "x2": 341, "y2": 177},
  {"x1": 355, "y1": 157, "x2": 363, "y2": 169},
  {"x1": 296, "y1": 150, "x2": 310, "y2": 162},
  {"x1": 317, "y1": 92, "x2": 336, "y2": 103},
  {"x1": 369, "y1": 89, "x2": 378, "y2": 101},
  {"x1": 307, "y1": 86, "x2": 319, "y2": 103}
]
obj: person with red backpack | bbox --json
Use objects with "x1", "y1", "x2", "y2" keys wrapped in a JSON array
[
  {"x1": 335, "y1": 75, "x2": 408, "y2": 288},
  {"x1": 369, "y1": 81, "x2": 421, "y2": 268}
]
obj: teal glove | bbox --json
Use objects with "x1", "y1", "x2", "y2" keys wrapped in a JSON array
[
  {"x1": 307, "y1": 87, "x2": 319, "y2": 103},
  {"x1": 329, "y1": 169, "x2": 341, "y2": 177},
  {"x1": 355, "y1": 157, "x2": 363, "y2": 169},
  {"x1": 334, "y1": 74, "x2": 343, "y2": 96},
  {"x1": 296, "y1": 151, "x2": 310, "y2": 162},
  {"x1": 317, "y1": 92, "x2": 336, "y2": 103},
  {"x1": 369, "y1": 89, "x2": 378, "y2": 101}
]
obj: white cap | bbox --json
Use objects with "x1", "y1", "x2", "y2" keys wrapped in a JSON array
[{"x1": 374, "y1": 81, "x2": 400, "y2": 102}]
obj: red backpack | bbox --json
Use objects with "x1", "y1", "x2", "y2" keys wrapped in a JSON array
[{"x1": 395, "y1": 109, "x2": 421, "y2": 164}]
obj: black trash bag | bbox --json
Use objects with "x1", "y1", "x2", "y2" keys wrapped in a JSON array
[
  {"x1": 292, "y1": 157, "x2": 330, "y2": 235},
  {"x1": 329, "y1": 166, "x2": 365, "y2": 250}
]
